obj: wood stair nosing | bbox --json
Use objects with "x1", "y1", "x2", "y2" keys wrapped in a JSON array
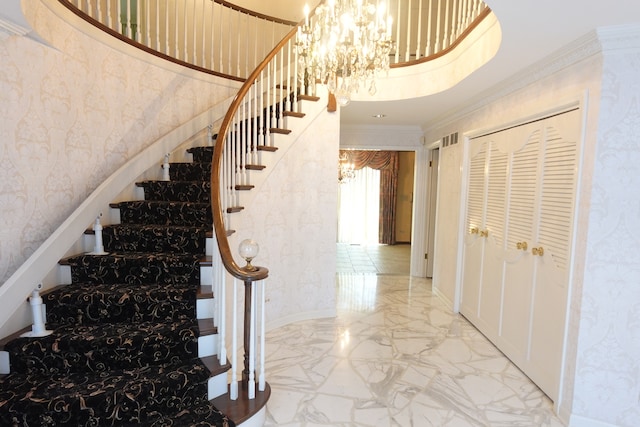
[
  {"x1": 283, "y1": 111, "x2": 305, "y2": 119},
  {"x1": 226, "y1": 207, "x2": 244, "y2": 214},
  {"x1": 211, "y1": 382, "x2": 271, "y2": 425},
  {"x1": 245, "y1": 164, "x2": 266, "y2": 171},
  {"x1": 298, "y1": 94, "x2": 321, "y2": 102},
  {"x1": 198, "y1": 318, "x2": 217, "y2": 336},
  {"x1": 200, "y1": 354, "x2": 231, "y2": 379},
  {"x1": 269, "y1": 127, "x2": 291, "y2": 135},
  {"x1": 234, "y1": 185, "x2": 255, "y2": 191},
  {"x1": 256, "y1": 146, "x2": 278, "y2": 152}
]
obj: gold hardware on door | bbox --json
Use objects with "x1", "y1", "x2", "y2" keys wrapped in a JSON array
[
  {"x1": 470, "y1": 227, "x2": 479, "y2": 235},
  {"x1": 516, "y1": 241, "x2": 528, "y2": 251},
  {"x1": 532, "y1": 247, "x2": 544, "y2": 256},
  {"x1": 479, "y1": 229, "x2": 489, "y2": 238}
]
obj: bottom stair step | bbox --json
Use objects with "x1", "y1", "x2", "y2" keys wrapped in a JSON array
[{"x1": 0, "y1": 360, "x2": 234, "y2": 426}]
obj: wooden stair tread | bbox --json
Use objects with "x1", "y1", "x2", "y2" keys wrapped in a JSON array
[
  {"x1": 198, "y1": 318, "x2": 217, "y2": 336},
  {"x1": 198, "y1": 285, "x2": 213, "y2": 299},
  {"x1": 226, "y1": 207, "x2": 244, "y2": 213},
  {"x1": 245, "y1": 164, "x2": 266, "y2": 170},
  {"x1": 234, "y1": 185, "x2": 254, "y2": 191},
  {"x1": 298, "y1": 94, "x2": 320, "y2": 102},
  {"x1": 270, "y1": 128, "x2": 291, "y2": 135},
  {"x1": 283, "y1": 111, "x2": 305, "y2": 118},
  {"x1": 256, "y1": 146, "x2": 278, "y2": 152},
  {"x1": 211, "y1": 382, "x2": 271, "y2": 425},
  {"x1": 200, "y1": 355, "x2": 231, "y2": 378}
]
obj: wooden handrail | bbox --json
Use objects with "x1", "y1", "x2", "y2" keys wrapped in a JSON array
[
  {"x1": 210, "y1": 22, "x2": 302, "y2": 283},
  {"x1": 214, "y1": 0, "x2": 299, "y2": 26}
]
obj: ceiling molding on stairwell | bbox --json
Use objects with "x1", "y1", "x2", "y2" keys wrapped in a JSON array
[
  {"x1": 423, "y1": 29, "x2": 604, "y2": 131},
  {"x1": 596, "y1": 23, "x2": 640, "y2": 53},
  {"x1": 0, "y1": 15, "x2": 30, "y2": 39}
]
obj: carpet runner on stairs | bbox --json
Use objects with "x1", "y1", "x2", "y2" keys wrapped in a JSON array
[{"x1": 0, "y1": 146, "x2": 234, "y2": 426}]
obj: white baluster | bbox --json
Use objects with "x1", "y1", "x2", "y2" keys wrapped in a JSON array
[
  {"x1": 183, "y1": 1, "x2": 188, "y2": 62},
  {"x1": 90, "y1": 213, "x2": 108, "y2": 255},
  {"x1": 201, "y1": 0, "x2": 206, "y2": 68},
  {"x1": 394, "y1": 0, "x2": 401, "y2": 63},
  {"x1": 435, "y1": 0, "x2": 442, "y2": 54},
  {"x1": 162, "y1": 153, "x2": 170, "y2": 181},
  {"x1": 230, "y1": 278, "x2": 239, "y2": 400},
  {"x1": 258, "y1": 279, "x2": 266, "y2": 392},
  {"x1": 425, "y1": 0, "x2": 433, "y2": 56},
  {"x1": 21, "y1": 285, "x2": 53, "y2": 338},
  {"x1": 106, "y1": 0, "x2": 112, "y2": 30},
  {"x1": 416, "y1": 0, "x2": 423, "y2": 60},
  {"x1": 248, "y1": 279, "x2": 256, "y2": 399},
  {"x1": 174, "y1": 0, "x2": 179, "y2": 59},
  {"x1": 405, "y1": 0, "x2": 412, "y2": 62}
]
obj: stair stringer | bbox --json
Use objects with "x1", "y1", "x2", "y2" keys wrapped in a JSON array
[
  {"x1": 225, "y1": 86, "x2": 330, "y2": 236},
  {"x1": 0, "y1": 99, "x2": 232, "y2": 340}
]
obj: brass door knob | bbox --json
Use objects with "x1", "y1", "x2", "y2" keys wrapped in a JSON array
[
  {"x1": 479, "y1": 229, "x2": 489, "y2": 238},
  {"x1": 470, "y1": 227, "x2": 479, "y2": 235},
  {"x1": 532, "y1": 247, "x2": 544, "y2": 256},
  {"x1": 516, "y1": 241, "x2": 528, "y2": 251}
]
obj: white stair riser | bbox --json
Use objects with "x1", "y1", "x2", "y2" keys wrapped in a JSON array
[
  {"x1": 200, "y1": 265, "x2": 212, "y2": 287},
  {"x1": 198, "y1": 334, "x2": 217, "y2": 357},
  {"x1": 208, "y1": 372, "x2": 228, "y2": 399},
  {"x1": 0, "y1": 351, "x2": 9, "y2": 374}
]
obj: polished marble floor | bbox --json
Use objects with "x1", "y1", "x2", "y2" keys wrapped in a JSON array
[
  {"x1": 263, "y1": 246, "x2": 565, "y2": 426},
  {"x1": 336, "y1": 243, "x2": 411, "y2": 275}
]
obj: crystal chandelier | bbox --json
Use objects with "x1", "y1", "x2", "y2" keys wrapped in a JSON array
[
  {"x1": 297, "y1": 0, "x2": 394, "y2": 107},
  {"x1": 338, "y1": 151, "x2": 356, "y2": 183}
]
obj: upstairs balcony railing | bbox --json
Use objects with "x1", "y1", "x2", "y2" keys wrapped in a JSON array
[{"x1": 61, "y1": 0, "x2": 490, "y2": 80}]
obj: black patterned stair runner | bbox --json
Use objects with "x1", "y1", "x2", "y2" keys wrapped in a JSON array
[{"x1": 0, "y1": 146, "x2": 234, "y2": 426}]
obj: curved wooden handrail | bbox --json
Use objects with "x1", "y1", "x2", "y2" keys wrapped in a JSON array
[
  {"x1": 210, "y1": 22, "x2": 302, "y2": 282},
  {"x1": 214, "y1": 0, "x2": 299, "y2": 26}
]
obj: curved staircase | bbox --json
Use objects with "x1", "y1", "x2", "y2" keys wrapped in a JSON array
[{"x1": 0, "y1": 145, "x2": 240, "y2": 426}]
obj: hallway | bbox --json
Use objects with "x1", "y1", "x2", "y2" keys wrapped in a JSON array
[{"x1": 263, "y1": 271, "x2": 565, "y2": 425}]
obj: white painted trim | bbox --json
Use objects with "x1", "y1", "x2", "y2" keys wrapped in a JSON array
[
  {"x1": 410, "y1": 146, "x2": 429, "y2": 277},
  {"x1": 0, "y1": 351, "x2": 9, "y2": 374}
]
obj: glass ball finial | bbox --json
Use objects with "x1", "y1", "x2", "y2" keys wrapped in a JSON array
[{"x1": 239, "y1": 239, "x2": 259, "y2": 271}]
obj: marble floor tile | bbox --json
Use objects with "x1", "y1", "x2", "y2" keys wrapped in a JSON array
[{"x1": 263, "y1": 272, "x2": 565, "y2": 426}]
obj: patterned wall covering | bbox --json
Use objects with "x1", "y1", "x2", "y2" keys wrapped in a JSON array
[
  {"x1": 0, "y1": 1, "x2": 236, "y2": 285},
  {"x1": 232, "y1": 109, "x2": 340, "y2": 329},
  {"x1": 573, "y1": 32, "x2": 640, "y2": 425}
]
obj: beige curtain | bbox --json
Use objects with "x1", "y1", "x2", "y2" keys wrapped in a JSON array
[{"x1": 340, "y1": 150, "x2": 399, "y2": 245}]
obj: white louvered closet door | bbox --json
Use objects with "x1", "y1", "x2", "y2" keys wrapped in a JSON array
[
  {"x1": 460, "y1": 140, "x2": 488, "y2": 322},
  {"x1": 460, "y1": 108, "x2": 581, "y2": 402},
  {"x1": 500, "y1": 124, "x2": 542, "y2": 368},
  {"x1": 528, "y1": 111, "x2": 580, "y2": 399}
]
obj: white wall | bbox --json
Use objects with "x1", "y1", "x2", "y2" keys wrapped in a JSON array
[
  {"x1": 427, "y1": 26, "x2": 640, "y2": 426},
  {"x1": 0, "y1": 0, "x2": 239, "y2": 287},
  {"x1": 569, "y1": 26, "x2": 640, "y2": 427},
  {"x1": 234, "y1": 107, "x2": 341, "y2": 329}
]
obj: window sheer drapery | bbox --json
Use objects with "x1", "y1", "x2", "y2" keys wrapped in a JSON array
[
  {"x1": 338, "y1": 150, "x2": 399, "y2": 245},
  {"x1": 338, "y1": 167, "x2": 380, "y2": 244}
]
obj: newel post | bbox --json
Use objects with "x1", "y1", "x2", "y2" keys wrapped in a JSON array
[{"x1": 238, "y1": 239, "x2": 266, "y2": 399}]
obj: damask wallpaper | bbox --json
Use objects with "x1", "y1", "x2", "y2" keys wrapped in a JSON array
[{"x1": 0, "y1": 0, "x2": 236, "y2": 285}]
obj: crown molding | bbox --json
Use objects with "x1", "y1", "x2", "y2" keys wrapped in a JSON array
[
  {"x1": 0, "y1": 15, "x2": 30, "y2": 38},
  {"x1": 425, "y1": 28, "x2": 604, "y2": 130}
]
